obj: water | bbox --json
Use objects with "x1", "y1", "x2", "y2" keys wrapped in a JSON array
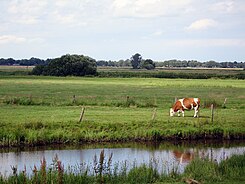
[{"x1": 0, "y1": 141, "x2": 244, "y2": 177}]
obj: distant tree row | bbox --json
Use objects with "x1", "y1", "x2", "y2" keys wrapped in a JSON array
[
  {"x1": 0, "y1": 57, "x2": 47, "y2": 66},
  {"x1": 1, "y1": 54, "x2": 244, "y2": 69},
  {"x1": 97, "y1": 53, "x2": 156, "y2": 70},
  {"x1": 97, "y1": 54, "x2": 244, "y2": 69},
  {"x1": 155, "y1": 59, "x2": 245, "y2": 68}
]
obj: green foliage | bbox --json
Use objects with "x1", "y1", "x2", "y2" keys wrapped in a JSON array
[
  {"x1": 219, "y1": 154, "x2": 245, "y2": 179},
  {"x1": 140, "y1": 59, "x2": 156, "y2": 70},
  {"x1": 183, "y1": 154, "x2": 245, "y2": 183},
  {"x1": 3, "y1": 96, "x2": 34, "y2": 105},
  {"x1": 131, "y1": 53, "x2": 142, "y2": 69},
  {"x1": 184, "y1": 158, "x2": 221, "y2": 181},
  {"x1": 127, "y1": 164, "x2": 159, "y2": 183},
  {"x1": 32, "y1": 54, "x2": 97, "y2": 76}
]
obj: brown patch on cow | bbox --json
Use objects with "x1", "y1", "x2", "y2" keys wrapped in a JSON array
[
  {"x1": 173, "y1": 101, "x2": 182, "y2": 112},
  {"x1": 183, "y1": 98, "x2": 199, "y2": 109}
]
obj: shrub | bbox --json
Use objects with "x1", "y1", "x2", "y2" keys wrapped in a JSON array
[{"x1": 32, "y1": 54, "x2": 97, "y2": 76}]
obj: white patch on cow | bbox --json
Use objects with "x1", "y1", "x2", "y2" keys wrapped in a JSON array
[
  {"x1": 194, "y1": 106, "x2": 199, "y2": 117},
  {"x1": 170, "y1": 108, "x2": 175, "y2": 117},
  {"x1": 178, "y1": 99, "x2": 188, "y2": 110},
  {"x1": 194, "y1": 98, "x2": 199, "y2": 104},
  {"x1": 193, "y1": 98, "x2": 199, "y2": 117}
]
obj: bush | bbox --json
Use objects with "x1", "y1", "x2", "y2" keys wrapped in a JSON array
[{"x1": 31, "y1": 54, "x2": 97, "y2": 76}]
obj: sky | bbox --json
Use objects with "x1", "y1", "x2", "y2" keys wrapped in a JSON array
[{"x1": 0, "y1": 0, "x2": 245, "y2": 62}]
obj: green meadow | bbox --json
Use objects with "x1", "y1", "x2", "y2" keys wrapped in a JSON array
[{"x1": 0, "y1": 76, "x2": 244, "y2": 146}]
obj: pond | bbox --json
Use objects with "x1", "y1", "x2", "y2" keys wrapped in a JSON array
[{"x1": 0, "y1": 141, "x2": 244, "y2": 177}]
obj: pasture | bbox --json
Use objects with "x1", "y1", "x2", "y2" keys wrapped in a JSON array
[{"x1": 0, "y1": 76, "x2": 244, "y2": 146}]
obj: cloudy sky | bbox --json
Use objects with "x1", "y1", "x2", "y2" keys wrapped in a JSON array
[{"x1": 0, "y1": 0, "x2": 244, "y2": 61}]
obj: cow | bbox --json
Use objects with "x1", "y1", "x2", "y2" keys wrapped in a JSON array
[{"x1": 170, "y1": 98, "x2": 200, "y2": 117}]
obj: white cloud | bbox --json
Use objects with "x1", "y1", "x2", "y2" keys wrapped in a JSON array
[
  {"x1": 0, "y1": 35, "x2": 46, "y2": 45},
  {"x1": 51, "y1": 11, "x2": 79, "y2": 25},
  {"x1": 152, "y1": 30, "x2": 163, "y2": 36},
  {"x1": 168, "y1": 39, "x2": 245, "y2": 47},
  {"x1": 210, "y1": 1, "x2": 234, "y2": 13},
  {"x1": 7, "y1": 0, "x2": 47, "y2": 24},
  {"x1": 186, "y1": 19, "x2": 217, "y2": 31},
  {"x1": 111, "y1": 0, "x2": 192, "y2": 18},
  {"x1": 0, "y1": 35, "x2": 26, "y2": 44}
]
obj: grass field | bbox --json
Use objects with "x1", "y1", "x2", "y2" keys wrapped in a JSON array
[
  {"x1": 0, "y1": 65, "x2": 244, "y2": 79},
  {"x1": 0, "y1": 75, "x2": 244, "y2": 146},
  {"x1": 97, "y1": 66, "x2": 245, "y2": 79}
]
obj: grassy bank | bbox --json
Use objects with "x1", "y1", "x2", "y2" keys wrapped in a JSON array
[
  {"x1": 1, "y1": 151, "x2": 244, "y2": 184},
  {"x1": 0, "y1": 76, "x2": 244, "y2": 146}
]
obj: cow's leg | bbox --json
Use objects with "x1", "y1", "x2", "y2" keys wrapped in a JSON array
[
  {"x1": 194, "y1": 106, "x2": 199, "y2": 117},
  {"x1": 182, "y1": 110, "x2": 185, "y2": 117},
  {"x1": 178, "y1": 110, "x2": 181, "y2": 117}
]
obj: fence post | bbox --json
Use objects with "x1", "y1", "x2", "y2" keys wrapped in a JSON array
[
  {"x1": 211, "y1": 104, "x2": 214, "y2": 123},
  {"x1": 72, "y1": 95, "x2": 76, "y2": 104},
  {"x1": 152, "y1": 108, "x2": 157, "y2": 121},
  {"x1": 79, "y1": 107, "x2": 85, "y2": 123},
  {"x1": 222, "y1": 98, "x2": 227, "y2": 108}
]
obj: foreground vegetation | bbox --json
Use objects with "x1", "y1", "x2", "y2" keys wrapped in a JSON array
[
  {"x1": 1, "y1": 151, "x2": 244, "y2": 184},
  {"x1": 0, "y1": 76, "x2": 244, "y2": 146}
]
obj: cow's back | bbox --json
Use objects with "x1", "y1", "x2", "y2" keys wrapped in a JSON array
[{"x1": 182, "y1": 98, "x2": 200, "y2": 109}]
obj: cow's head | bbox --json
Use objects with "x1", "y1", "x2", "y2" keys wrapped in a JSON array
[{"x1": 170, "y1": 108, "x2": 175, "y2": 117}]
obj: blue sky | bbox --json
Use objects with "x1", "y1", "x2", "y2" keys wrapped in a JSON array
[{"x1": 0, "y1": 0, "x2": 244, "y2": 62}]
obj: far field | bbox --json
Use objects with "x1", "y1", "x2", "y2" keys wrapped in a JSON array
[{"x1": 0, "y1": 71, "x2": 244, "y2": 146}]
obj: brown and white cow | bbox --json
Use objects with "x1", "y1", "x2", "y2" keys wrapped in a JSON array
[{"x1": 170, "y1": 98, "x2": 200, "y2": 117}]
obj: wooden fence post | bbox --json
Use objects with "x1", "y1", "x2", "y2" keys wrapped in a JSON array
[
  {"x1": 152, "y1": 108, "x2": 157, "y2": 121},
  {"x1": 211, "y1": 104, "x2": 214, "y2": 123},
  {"x1": 72, "y1": 95, "x2": 76, "y2": 104},
  {"x1": 222, "y1": 98, "x2": 227, "y2": 108},
  {"x1": 79, "y1": 107, "x2": 85, "y2": 123}
]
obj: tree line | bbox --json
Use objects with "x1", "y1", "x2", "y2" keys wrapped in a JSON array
[
  {"x1": 0, "y1": 57, "x2": 47, "y2": 66},
  {"x1": 0, "y1": 53, "x2": 244, "y2": 69}
]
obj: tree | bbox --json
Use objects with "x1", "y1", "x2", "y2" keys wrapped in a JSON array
[
  {"x1": 140, "y1": 59, "x2": 155, "y2": 70},
  {"x1": 130, "y1": 53, "x2": 142, "y2": 69},
  {"x1": 32, "y1": 54, "x2": 97, "y2": 76},
  {"x1": 204, "y1": 60, "x2": 221, "y2": 68}
]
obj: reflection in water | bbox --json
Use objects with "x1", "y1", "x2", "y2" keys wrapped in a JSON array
[
  {"x1": 0, "y1": 142, "x2": 244, "y2": 177},
  {"x1": 173, "y1": 150, "x2": 194, "y2": 163}
]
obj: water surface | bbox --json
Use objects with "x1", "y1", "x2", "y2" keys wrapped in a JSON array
[{"x1": 0, "y1": 141, "x2": 244, "y2": 177}]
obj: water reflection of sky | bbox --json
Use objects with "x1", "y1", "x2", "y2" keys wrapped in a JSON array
[{"x1": 0, "y1": 146, "x2": 245, "y2": 177}]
